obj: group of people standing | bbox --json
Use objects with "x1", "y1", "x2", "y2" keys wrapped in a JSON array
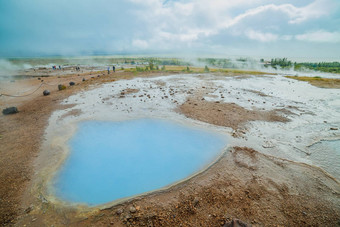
[
  {"x1": 52, "y1": 65, "x2": 62, "y2": 70},
  {"x1": 108, "y1": 65, "x2": 116, "y2": 74}
]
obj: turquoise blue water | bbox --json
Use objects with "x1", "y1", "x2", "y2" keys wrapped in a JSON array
[{"x1": 53, "y1": 119, "x2": 227, "y2": 206}]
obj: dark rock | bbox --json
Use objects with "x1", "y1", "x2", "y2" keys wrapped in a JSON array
[
  {"x1": 69, "y1": 81, "x2": 75, "y2": 86},
  {"x1": 330, "y1": 127, "x2": 338, "y2": 130},
  {"x1": 2, "y1": 107, "x2": 18, "y2": 115},
  {"x1": 24, "y1": 205, "x2": 34, "y2": 214},
  {"x1": 193, "y1": 197, "x2": 200, "y2": 207},
  {"x1": 43, "y1": 90, "x2": 50, "y2": 96},
  {"x1": 82, "y1": 78, "x2": 86, "y2": 81},
  {"x1": 37, "y1": 77, "x2": 41, "y2": 80}
]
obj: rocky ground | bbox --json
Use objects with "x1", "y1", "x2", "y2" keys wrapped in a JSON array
[{"x1": 0, "y1": 69, "x2": 339, "y2": 226}]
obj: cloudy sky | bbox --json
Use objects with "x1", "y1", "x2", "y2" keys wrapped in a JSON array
[{"x1": 0, "y1": 0, "x2": 339, "y2": 59}]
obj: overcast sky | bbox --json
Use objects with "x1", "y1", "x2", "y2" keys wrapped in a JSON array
[{"x1": 0, "y1": 0, "x2": 339, "y2": 59}]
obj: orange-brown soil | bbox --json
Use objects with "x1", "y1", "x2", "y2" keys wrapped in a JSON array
[{"x1": 179, "y1": 98, "x2": 289, "y2": 132}]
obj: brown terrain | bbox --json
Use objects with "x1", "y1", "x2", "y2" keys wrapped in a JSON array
[
  {"x1": 179, "y1": 98, "x2": 289, "y2": 131},
  {"x1": 0, "y1": 69, "x2": 339, "y2": 226}
]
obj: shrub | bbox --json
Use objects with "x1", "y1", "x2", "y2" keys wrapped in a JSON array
[{"x1": 58, "y1": 84, "x2": 66, "y2": 90}]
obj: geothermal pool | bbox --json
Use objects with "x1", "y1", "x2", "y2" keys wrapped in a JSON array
[
  {"x1": 53, "y1": 119, "x2": 227, "y2": 206},
  {"x1": 309, "y1": 140, "x2": 340, "y2": 180}
]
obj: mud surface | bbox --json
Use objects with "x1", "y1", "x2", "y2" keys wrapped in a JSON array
[{"x1": 179, "y1": 99, "x2": 289, "y2": 131}]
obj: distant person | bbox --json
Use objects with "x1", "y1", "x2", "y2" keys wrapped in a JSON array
[
  {"x1": 59, "y1": 65, "x2": 61, "y2": 70},
  {"x1": 107, "y1": 67, "x2": 110, "y2": 74},
  {"x1": 113, "y1": 65, "x2": 115, "y2": 72}
]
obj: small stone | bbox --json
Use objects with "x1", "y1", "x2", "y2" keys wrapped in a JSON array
[
  {"x1": 2, "y1": 107, "x2": 18, "y2": 115},
  {"x1": 24, "y1": 205, "x2": 34, "y2": 214},
  {"x1": 193, "y1": 198, "x2": 199, "y2": 207},
  {"x1": 262, "y1": 140, "x2": 275, "y2": 148},
  {"x1": 82, "y1": 78, "x2": 86, "y2": 81},
  {"x1": 129, "y1": 206, "x2": 136, "y2": 213},
  {"x1": 43, "y1": 90, "x2": 50, "y2": 96},
  {"x1": 330, "y1": 127, "x2": 338, "y2": 130},
  {"x1": 125, "y1": 213, "x2": 132, "y2": 220},
  {"x1": 69, "y1": 81, "x2": 75, "y2": 86},
  {"x1": 223, "y1": 219, "x2": 250, "y2": 227},
  {"x1": 116, "y1": 208, "x2": 123, "y2": 215}
]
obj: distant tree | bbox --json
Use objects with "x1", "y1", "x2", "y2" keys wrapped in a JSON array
[
  {"x1": 204, "y1": 65, "x2": 210, "y2": 72},
  {"x1": 149, "y1": 61, "x2": 154, "y2": 70}
]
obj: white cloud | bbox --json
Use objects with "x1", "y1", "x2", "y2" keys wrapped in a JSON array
[
  {"x1": 127, "y1": 0, "x2": 339, "y2": 47},
  {"x1": 296, "y1": 30, "x2": 340, "y2": 43},
  {"x1": 245, "y1": 29, "x2": 278, "y2": 42}
]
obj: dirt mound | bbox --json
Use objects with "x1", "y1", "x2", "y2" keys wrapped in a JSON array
[{"x1": 179, "y1": 99, "x2": 289, "y2": 131}]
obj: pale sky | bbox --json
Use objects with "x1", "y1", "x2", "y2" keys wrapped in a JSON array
[{"x1": 0, "y1": 0, "x2": 339, "y2": 59}]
